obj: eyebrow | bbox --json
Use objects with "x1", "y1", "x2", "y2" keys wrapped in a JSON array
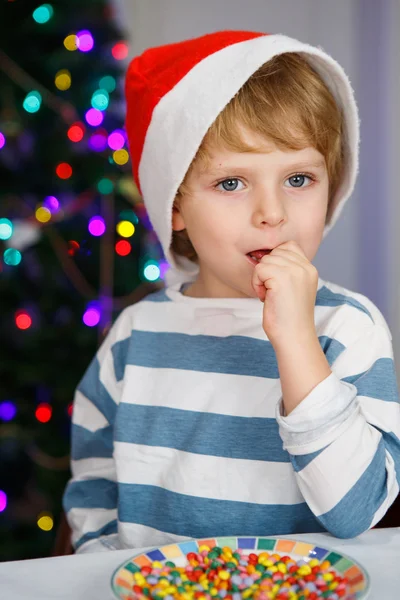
[{"x1": 204, "y1": 159, "x2": 326, "y2": 177}]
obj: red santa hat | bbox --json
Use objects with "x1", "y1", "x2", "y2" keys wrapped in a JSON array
[{"x1": 124, "y1": 30, "x2": 359, "y2": 288}]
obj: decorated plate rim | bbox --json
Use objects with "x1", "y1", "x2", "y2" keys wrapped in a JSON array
[{"x1": 111, "y1": 535, "x2": 370, "y2": 600}]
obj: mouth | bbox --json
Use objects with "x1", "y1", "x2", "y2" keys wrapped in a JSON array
[{"x1": 246, "y1": 249, "x2": 272, "y2": 265}]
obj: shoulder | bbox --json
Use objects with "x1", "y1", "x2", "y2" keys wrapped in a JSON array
[{"x1": 317, "y1": 277, "x2": 392, "y2": 340}]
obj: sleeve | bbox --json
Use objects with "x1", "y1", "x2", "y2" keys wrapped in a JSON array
[
  {"x1": 62, "y1": 311, "x2": 129, "y2": 553},
  {"x1": 275, "y1": 320, "x2": 400, "y2": 539}
]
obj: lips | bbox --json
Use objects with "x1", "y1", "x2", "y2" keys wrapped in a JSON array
[{"x1": 246, "y1": 249, "x2": 272, "y2": 265}]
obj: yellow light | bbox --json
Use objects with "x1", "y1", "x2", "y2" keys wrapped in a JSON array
[
  {"x1": 113, "y1": 149, "x2": 129, "y2": 165},
  {"x1": 35, "y1": 207, "x2": 51, "y2": 223},
  {"x1": 64, "y1": 34, "x2": 78, "y2": 51},
  {"x1": 55, "y1": 69, "x2": 71, "y2": 91},
  {"x1": 116, "y1": 220, "x2": 135, "y2": 238},
  {"x1": 37, "y1": 514, "x2": 54, "y2": 531}
]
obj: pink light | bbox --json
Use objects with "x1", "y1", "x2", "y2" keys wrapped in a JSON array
[
  {"x1": 108, "y1": 130, "x2": 125, "y2": 150},
  {"x1": 43, "y1": 196, "x2": 59, "y2": 213},
  {"x1": 77, "y1": 30, "x2": 94, "y2": 53},
  {"x1": 83, "y1": 307, "x2": 101, "y2": 327},
  {"x1": 0, "y1": 491, "x2": 7, "y2": 513},
  {"x1": 88, "y1": 216, "x2": 106, "y2": 236},
  {"x1": 85, "y1": 108, "x2": 104, "y2": 127},
  {"x1": 0, "y1": 133, "x2": 5, "y2": 149}
]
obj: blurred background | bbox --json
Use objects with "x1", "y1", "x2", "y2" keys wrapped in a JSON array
[{"x1": 0, "y1": 0, "x2": 399, "y2": 562}]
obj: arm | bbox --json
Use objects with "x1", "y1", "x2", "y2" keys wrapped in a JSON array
[
  {"x1": 275, "y1": 321, "x2": 400, "y2": 538},
  {"x1": 62, "y1": 313, "x2": 127, "y2": 553}
]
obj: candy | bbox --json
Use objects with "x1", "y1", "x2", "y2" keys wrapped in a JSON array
[{"x1": 128, "y1": 546, "x2": 352, "y2": 600}]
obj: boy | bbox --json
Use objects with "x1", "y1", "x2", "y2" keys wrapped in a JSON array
[{"x1": 63, "y1": 30, "x2": 400, "y2": 554}]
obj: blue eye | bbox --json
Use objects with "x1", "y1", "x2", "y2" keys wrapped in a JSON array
[
  {"x1": 284, "y1": 173, "x2": 315, "y2": 188},
  {"x1": 215, "y1": 178, "x2": 245, "y2": 192}
]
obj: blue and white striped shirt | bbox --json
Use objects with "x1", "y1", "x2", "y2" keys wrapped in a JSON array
[{"x1": 63, "y1": 277, "x2": 400, "y2": 554}]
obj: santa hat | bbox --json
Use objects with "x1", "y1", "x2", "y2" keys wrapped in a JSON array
[{"x1": 124, "y1": 30, "x2": 359, "y2": 288}]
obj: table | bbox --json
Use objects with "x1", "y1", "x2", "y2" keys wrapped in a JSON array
[{"x1": 0, "y1": 529, "x2": 399, "y2": 599}]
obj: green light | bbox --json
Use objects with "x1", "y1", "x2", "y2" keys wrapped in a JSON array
[
  {"x1": 119, "y1": 210, "x2": 138, "y2": 225},
  {"x1": 91, "y1": 89, "x2": 109, "y2": 111},
  {"x1": 33, "y1": 4, "x2": 53, "y2": 24},
  {"x1": 0, "y1": 218, "x2": 13, "y2": 241},
  {"x1": 4, "y1": 248, "x2": 22, "y2": 266},
  {"x1": 23, "y1": 91, "x2": 42, "y2": 114},
  {"x1": 99, "y1": 76, "x2": 116, "y2": 93},
  {"x1": 143, "y1": 261, "x2": 161, "y2": 282},
  {"x1": 97, "y1": 178, "x2": 114, "y2": 194}
]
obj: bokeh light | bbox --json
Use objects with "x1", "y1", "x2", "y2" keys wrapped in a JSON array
[
  {"x1": 64, "y1": 34, "x2": 78, "y2": 51},
  {"x1": 91, "y1": 89, "x2": 109, "y2": 111},
  {"x1": 56, "y1": 162, "x2": 72, "y2": 179},
  {"x1": 37, "y1": 512, "x2": 54, "y2": 531},
  {"x1": 15, "y1": 310, "x2": 32, "y2": 330},
  {"x1": 4, "y1": 248, "x2": 21, "y2": 266},
  {"x1": 83, "y1": 305, "x2": 101, "y2": 327},
  {"x1": 35, "y1": 403, "x2": 52, "y2": 423},
  {"x1": 0, "y1": 401, "x2": 17, "y2": 422},
  {"x1": 99, "y1": 75, "x2": 116, "y2": 93},
  {"x1": 67, "y1": 240, "x2": 80, "y2": 256},
  {"x1": 107, "y1": 130, "x2": 125, "y2": 151},
  {"x1": 43, "y1": 196, "x2": 59, "y2": 213},
  {"x1": 115, "y1": 240, "x2": 131, "y2": 256},
  {"x1": 0, "y1": 218, "x2": 13, "y2": 240},
  {"x1": 0, "y1": 133, "x2": 5, "y2": 149},
  {"x1": 32, "y1": 4, "x2": 54, "y2": 24},
  {"x1": 88, "y1": 216, "x2": 105, "y2": 236},
  {"x1": 35, "y1": 206, "x2": 51, "y2": 223},
  {"x1": 143, "y1": 260, "x2": 161, "y2": 282},
  {"x1": 77, "y1": 30, "x2": 94, "y2": 52},
  {"x1": 68, "y1": 122, "x2": 85, "y2": 142},
  {"x1": 97, "y1": 178, "x2": 114, "y2": 194},
  {"x1": 0, "y1": 491, "x2": 7, "y2": 513},
  {"x1": 112, "y1": 42, "x2": 129, "y2": 60},
  {"x1": 116, "y1": 220, "x2": 134, "y2": 238},
  {"x1": 88, "y1": 131, "x2": 108, "y2": 152},
  {"x1": 85, "y1": 108, "x2": 103, "y2": 127},
  {"x1": 113, "y1": 149, "x2": 129, "y2": 165},
  {"x1": 23, "y1": 91, "x2": 42, "y2": 114}
]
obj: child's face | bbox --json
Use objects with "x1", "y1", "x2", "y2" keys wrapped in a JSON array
[{"x1": 172, "y1": 126, "x2": 329, "y2": 299}]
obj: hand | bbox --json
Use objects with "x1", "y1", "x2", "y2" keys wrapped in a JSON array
[{"x1": 251, "y1": 240, "x2": 319, "y2": 347}]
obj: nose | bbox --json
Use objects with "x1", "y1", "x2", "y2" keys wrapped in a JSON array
[{"x1": 252, "y1": 185, "x2": 287, "y2": 227}]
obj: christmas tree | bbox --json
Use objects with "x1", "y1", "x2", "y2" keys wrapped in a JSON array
[{"x1": 0, "y1": 0, "x2": 165, "y2": 561}]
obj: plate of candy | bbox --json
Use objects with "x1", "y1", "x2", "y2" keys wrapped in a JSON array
[{"x1": 111, "y1": 536, "x2": 370, "y2": 600}]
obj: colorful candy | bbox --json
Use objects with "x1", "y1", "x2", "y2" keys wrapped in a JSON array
[{"x1": 128, "y1": 545, "x2": 352, "y2": 600}]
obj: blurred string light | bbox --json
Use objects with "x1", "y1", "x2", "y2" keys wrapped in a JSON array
[
  {"x1": 99, "y1": 75, "x2": 116, "y2": 93},
  {"x1": 35, "y1": 206, "x2": 51, "y2": 223},
  {"x1": 88, "y1": 130, "x2": 108, "y2": 152},
  {"x1": 113, "y1": 149, "x2": 129, "y2": 165},
  {"x1": 91, "y1": 89, "x2": 109, "y2": 111},
  {"x1": 23, "y1": 91, "x2": 42, "y2": 113},
  {"x1": 67, "y1": 122, "x2": 85, "y2": 142},
  {"x1": 55, "y1": 69, "x2": 71, "y2": 91},
  {"x1": 143, "y1": 260, "x2": 161, "y2": 282},
  {"x1": 108, "y1": 129, "x2": 125, "y2": 150},
  {"x1": 43, "y1": 195, "x2": 59, "y2": 213},
  {"x1": 15, "y1": 310, "x2": 32, "y2": 330},
  {"x1": 83, "y1": 302, "x2": 101, "y2": 327},
  {"x1": 97, "y1": 178, "x2": 114, "y2": 194},
  {"x1": 0, "y1": 132, "x2": 5, "y2": 149},
  {"x1": 115, "y1": 240, "x2": 131, "y2": 256},
  {"x1": 32, "y1": 4, "x2": 54, "y2": 24},
  {"x1": 35, "y1": 403, "x2": 52, "y2": 423},
  {"x1": 64, "y1": 34, "x2": 78, "y2": 51},
  {"x1": 0, "y1": 491, "x2": 7, "y2": 513},
  {"x1": 112, "y1": 42, "x2": 129, "y2": 60},
  {"x1": 85, "y1": 108, "x2": 103, "y2": 127},
  {"x1": 37, "y1": 511, "x2": 54, "y2": 531},
  {"x1": 0, "y1": 218, "x2": 13, "y2": 241},
  {"x1": 116, "y1": 220, "x2": 134, "y2": 238},
  {"x1": 56, "y1": 162, "x2": 72, "y2": 179},
  {"x1": 76, "y1": 30, "x2": 94, "y2": 53},
  {"x1": 0, "y1": 401, "x2": 17, "y2": 422},
  {"x1": 3, "y1": 248, "x2": 21, "y2": 266},
  {"x1": 88, "y1": 216, "x2": 105, "y2": 237}
]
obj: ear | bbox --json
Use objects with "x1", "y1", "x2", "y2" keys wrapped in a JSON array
[{"x1": 172, "y1": 202, "x2": 186, "y2": 232}]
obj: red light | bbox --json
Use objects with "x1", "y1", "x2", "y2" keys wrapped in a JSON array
[
  {"x1": 15, "y1": 311, "x2": 32, "y2": 330},
  {"x1": 67, "y1": 403, "x2": 73, "y2": 417},
  {"x1": 35, "y1": 403, "x2": 52, "y2": 423},
  {"x1": 68, "y1": 123, "x2": 85, "y2": 142},
  {"x1": 67, "y1": 240, "x2": 80, "y2": 256},
  {"x1": 112, "y1": 42, "x2": 129, "y2": 60},
  {"x1": 56, "y1": 163, "x2": 73, "y2": 179},
  {"x1": 115, "y1": 240, "x2": 131, "y2": 256}
]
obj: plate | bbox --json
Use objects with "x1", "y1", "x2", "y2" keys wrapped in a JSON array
[{"x1": 111, "y1": 536, "x2": 370, "y2": 600}]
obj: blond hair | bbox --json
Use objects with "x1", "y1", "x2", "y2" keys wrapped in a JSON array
[{"x1": 171, "y1": 52, "x2": 345, "y2": 263}]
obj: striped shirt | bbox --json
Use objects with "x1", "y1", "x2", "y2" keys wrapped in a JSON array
[{"x1": 63, "y1": 277, "x2": 400, "y2": 554}]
